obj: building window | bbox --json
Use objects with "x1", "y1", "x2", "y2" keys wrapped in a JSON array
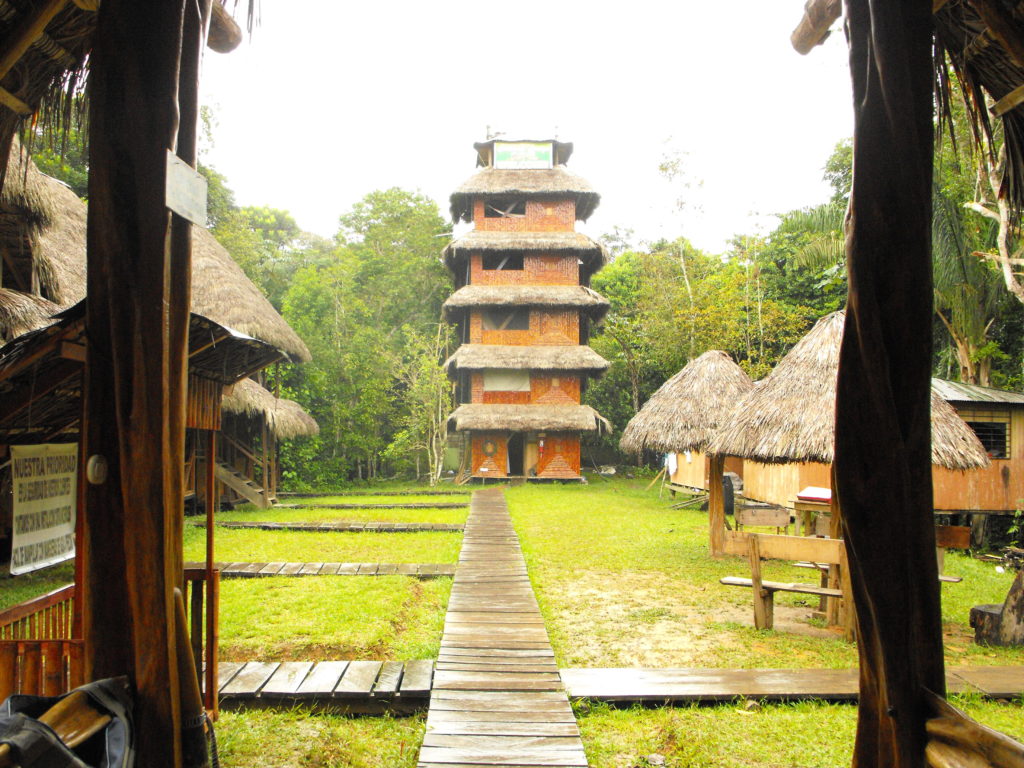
[
  {"x1": 966, "y1": 421, "x2": 1009, "y2": 458},
  {"x1": 484, "y1": 199, "x2": 526, "y2": 218},
  {"x1": 482, "y1": 252, "x2": 524, "y2": 270},
  {"x1": 482, "y1": 308, "x2": 529, "y2": 331},
  {"x1": 483, "y1": 370, "x2": 530, "y2": 391}
]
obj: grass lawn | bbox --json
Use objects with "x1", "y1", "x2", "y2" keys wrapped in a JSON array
[
  {"x1": 203, "y1": 504, "x2": 469, "y2": 525},
  {"x1": 214, "y1": 575, "x2": 450, "y2": 661},
  {"x1": 576, "y1": 695, "x2": 1023, "y2": 768},
  {"x1": 505, "y1": 478, "x2": 1022, "y2": 670},
  {"x1": 213, "y1": 708, "x2": 424, "y2": 768},
  {"x1": 0, "y1": 560, "x2": 74, "y2": 612},
  {"x1": 183, "y1": 526, "x2": 462, "y2": 564},
  {"x1": 287, "y1": 494, "x2": 470, "y2": 506}
]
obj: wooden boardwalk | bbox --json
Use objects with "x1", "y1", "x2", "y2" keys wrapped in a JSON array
[
  {"x1": 418, "y1": 488, "x2": 588, "y2": 768},
  {"x1": 185, "y1": 561, "x2": 455, "y2": 578},
  {"x1": 217, "y1": 659, "x2": 433, "y2": 712},
  {"x1": 198, "y1": 521, "x2": 464, "y2": 532},
  {"x1": 560, "y1": 666, "x2": 1024, "y2": 702}
]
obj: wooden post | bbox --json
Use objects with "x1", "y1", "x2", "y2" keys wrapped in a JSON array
[
  {"x1": 204, "y1": 429, "x2": 218, "y2": 716},
  {"x1": 835, "y1": 2, "x2": 943, "y2": 765},
  {"x1": 748, "y1": 536, "x2": 773, "y2": 630},
  {"x1": 708, "y1": 453, "x2": 726, "y2": 557},
  {"x1": 82, "y1": 1, "x2": 210, "y2": 765}
]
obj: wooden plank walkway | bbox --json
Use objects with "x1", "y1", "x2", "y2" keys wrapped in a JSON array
[
  {"x1": 560, "y1": 666, "x2": 1024, "y2": 702},
  {"x1": 197, "y1": 521, "x2": 464, "y2": 532},
  {"x1": 184, "y1": 561, "x2": 455, "y2": 578},
  {"x1": 217, "y1": 659, "x2": 434, "y2": 712},
  {"x1": 418, "y1": 488, "x2": 588, "y2": 768}
]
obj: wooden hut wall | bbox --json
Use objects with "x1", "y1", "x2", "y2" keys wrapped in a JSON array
[
  {"x1": 472, "y1": 199, "x2": 576, "y2": 232},
  {"x1": 742, "y1": 460, "x2": 831, "y2": 508},
  {"x1": 186, "y1": 374, "x2": 222, "y2": 431},
  {"x1": 670, "y1": 451, "x2": 743, "y2": 492},
  {"x1": 536, "y1": 433, "x2": 580, "y2": 478},
  {"x1": 933, "y1": 404, "x2": 1024, "y2": 512},
  {"x1": 471, "y1": 432, "x2": 508, "y2": 477},
  {"x1": 469, "y1": 252, "x2": 579, "y2": 286},
  {"x1": 470, "y1": 373, "x2": 582, "y2": 405}
]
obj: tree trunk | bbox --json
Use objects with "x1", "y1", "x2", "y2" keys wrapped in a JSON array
[{"x1": 837, "y1": 3, "x2": 945, "y2": 767}]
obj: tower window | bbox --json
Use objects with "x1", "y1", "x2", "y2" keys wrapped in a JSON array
[
  {"x1": 484, "y1": 199, "x2": 526, "y2": 218},
  {"x1": 482, "y1": 252, "x2": 524, "y2": 270},
  {"x1": 482, "y1": 308, "x2": 529, "y2": 331}
]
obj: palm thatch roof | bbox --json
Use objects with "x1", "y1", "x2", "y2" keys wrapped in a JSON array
[
  {"x1": 449, "y1": 166, "x2": 600, "y2": 223},
  {"x1": 442, "y1": 285, "x2": 610, "y2": 321},
  {"x1": 445, "y1": 344, "x2": 609, "y2": 375},
  {"x1": 793, "y1": 0, "x2": 1024, "y2": 216},
  {"x1": 448, "y1": 403, "x2": 611, "y2": 433},
  {"x1": 619, "y1": 350, "x2": 754, "y2": 455},
  {"x1": 0, "y1": 287, "x2": 58, "y2": 342},
  {"x1": 1, "y1": 145, "x2": 311, "y2": 362},
  {"x1": 443, "y1": 230, "x2": 608, "y2": 277},
  {"x1": 222, "y1": 377, "x2": 319, "y2": 440},
  {"x1": 708, "y1": 311, "x2": 990, "y2": 471}
]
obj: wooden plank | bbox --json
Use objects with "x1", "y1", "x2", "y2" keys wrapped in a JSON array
[
  {"x1": 221, "y1": 661, "x2": 279, "y2": 695},
  {"x1": 723, "y1": 530, "x2": 844, "y2": 563},
  {"x1": 426, "y1": 708, "x2": 578, "y2": 724},
  {"x1": 377, "y1": 563, "x2": 399, "y2": 575},
  {"x1": 951, "y1": 666, "x2": 1024, "y2": 698},
  {"x1": 299, "y1": 562, "x2": 324, "y2": 576},
  {"x1": 935, "y1": 525, "x2": 971, "y2": 550},
  {"x1": 261, "y1": 661, "x2": 314, "y2": 696},
  {"x1": 373, "y1": 660, "x2": 404, "y2": 695},
  {"x1": 425, "y1": 722, "x2": 581, "y2": 737},
  {"x1": 422, "y1": 734, "x2": 585, "y2": 750},
  {"x1": 336, "y1": 563, "x2": 360, "y2": 575},
  {"x1": 295, "y1": 661, "x2": 349, "y2": 697},
  {"x1": 278, "y1": 562, "x2": 304, "y2": 576},
  {"x1": 321, "y1": 563, "x2": 342, "y2": 575},
  {"x1": 400, "y1": 659, "x2": 434, "y2": 696},
  {"x1": 217, "y1": 661, "x2": 243, "y2": 691},
  {"x1": 259, "y1": 562, "x2": 286, "y2": 576},
  {"x1": 417, "y1": 747, "x2": 587, "y2": 766},
  {"x1": 335, "y1": 660, "x2": 382, "y2": 697},
  {"x1": 357, "y1": 563, "x2": 379, "y2": 575}
]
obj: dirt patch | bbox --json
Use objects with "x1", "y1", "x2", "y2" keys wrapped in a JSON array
[{"x1": 539, "y1": 571, "x2": 838, "y2": 667}]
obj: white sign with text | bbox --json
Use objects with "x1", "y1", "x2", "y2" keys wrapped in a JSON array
[{"x1": 10, "y1": 443, "x2": 77, "y2": 575}]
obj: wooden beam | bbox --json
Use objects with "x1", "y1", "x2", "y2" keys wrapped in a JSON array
[
  {"x1": 0, "y1": 86, "x2": 30, "y2": 115},
  {"x1": 791, "y1": 0, "x2": 842, "y2": 55},
  {"x1": 0, "y1": 0, "x2": 67, "y2": 82},
  {"x1": 707, "y1": 454, "x2": 725, "y2": 557}
]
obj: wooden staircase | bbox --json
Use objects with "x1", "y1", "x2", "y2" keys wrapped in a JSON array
[{"x1": 215, "y1": 462, "x2": 274, "y2": 509}]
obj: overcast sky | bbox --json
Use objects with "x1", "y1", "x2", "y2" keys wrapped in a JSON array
[{"x1": 198, "y1": 1, "x2": 853, "y2": 254}]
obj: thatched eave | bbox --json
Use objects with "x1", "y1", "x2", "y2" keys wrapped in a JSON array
[
  {"x1": 449, "y1": 166, "x2": 600, "y2": 223},
  {"x1": 444, "y1": 344, "x2": 610, "y2": 376},
  {"x1": 619, "y1": 350, "x2": 754, "y2": 455},
  {"x1": 448, "y1": 403, "x2": 611, "y2": 433},
  {"x1": 442, "y1": 285, "x2": 609, "y2": 321},
  {"x1": 0, "y1": 287, "x2": 58, "y2": 342},
  {"x1": 443, "y1": 230, "x2": 608, "y2": 278},
  {"x1": 222, "y1": 377, "x2": 319, "y2": 440}
]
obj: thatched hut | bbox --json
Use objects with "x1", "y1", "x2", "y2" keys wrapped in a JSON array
[
  {"x1": 0, "y1": 287, "x2": 57, "y2": 341},
  {"x1": 619, "y1": 350, "x2": 753, "y2": 491},
  {"x1": 708, "y1": 311, "x2": 990, "y2": 510},
  {"x1": 218, "y1": 377, "x2": 318, "y2": 506}
]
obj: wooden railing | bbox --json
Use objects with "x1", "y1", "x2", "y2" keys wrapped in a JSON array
[{"x1": 0, "y1": 572, "x2": 218, "y2": 712}]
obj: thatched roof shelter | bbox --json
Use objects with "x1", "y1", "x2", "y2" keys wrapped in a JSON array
[
  {"x1": 448, "y1": 403, "x2": 611, "y2": 433},
  {"x1": 449, "y1": 166, "x2": 600, "y2": 223},
  {"x1": 222, "y1": 377, "x2": 319, "y2": 441},
  {"x1": 708, "y1": 311, "x2": 990, "y2": 470},
  {"x1": 443, "y1": 230, "x2": 608, "y2": 278},
  {"x1": 442, "y1": 285, "x2": 609, "y2": 321},
  {"x1": 619, "y1": 350, "x2": 754, "y2": 455},
  {"x1": 0, "y1": 144, "x2": 311, "y2": 362},
  {"x1": 0, "y1": 287, "x2": 57, "y2": 341},
  {"x1": 445, "y1": 344, "x2": 609, "y2": 375}
]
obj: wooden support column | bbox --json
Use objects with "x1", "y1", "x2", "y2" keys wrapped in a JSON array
[
  {"x1": 708, "y1": 453, "x2": 725, "y2": 557},
  {"x1": 83, "y1": 1, "x2": 210, "y2": 765},
  {"x1": 204, "y1": 429, "x2": 218, "y2": 717},
  {"x1": 835, "y1": 2, "x2": 942, "y2": 766}
]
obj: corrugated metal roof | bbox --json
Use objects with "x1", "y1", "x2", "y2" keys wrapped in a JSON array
[{"x1": 931, "y1": 377, "x2": 1024, "y2": 405}]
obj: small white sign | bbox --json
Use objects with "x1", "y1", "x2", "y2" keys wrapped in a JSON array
[
  {"x1": 166, "y1": 150, "x2": 208, "y2": 226},
  {"x1": 493, "y1": 141, "x2": 554, "y2": 170},
  {"x1": 10, "y1": 443, "x2": 77, "y2": 575}
]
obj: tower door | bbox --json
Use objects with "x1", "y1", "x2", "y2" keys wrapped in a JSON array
[{"x1": 507, "y1": 433, "x2": 525, "y2": 476}]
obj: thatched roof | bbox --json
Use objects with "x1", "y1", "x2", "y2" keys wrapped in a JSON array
[
  {"x1": 708, "y1": 311, "x2": 990, "y2": 471},
  {"x1": 442, "y1": 285, "x2": 609, "y2": 321},
  {"x1": 0, "y1": 288, "x2": 58, "y2": 342},
  {"x1": 443, "y1": 230, "x2": 608, "y2": 278},
  {"x1": 449, "y1": 167, "x2": 600, "y2": 223},
  {"x1": 1, "y1": 146, "x2": 311, "y2": 362},
  {"x1": 619, "y1": 350, "x2": 754, "y2": 455},
  {"x1": 792, "y1": 0, "x2": 1024, "y2": 217},
  {"x1": 448, "y1": 403, "x2": 611, "y2": 433},
  {"x1": 222, "y1": 377, "x2": 319, "y2": 440},
  {"x1": 445, "y1": 344, "x2": 609, "y2": 375}
]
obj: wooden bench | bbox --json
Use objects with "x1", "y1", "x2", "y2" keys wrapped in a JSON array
[
  {"x1": 735, "y1": 506, "x2": 791, "y2": 535},
  {"x1": 720, "y1": 532, "x2": 849, "y2": 631}
]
